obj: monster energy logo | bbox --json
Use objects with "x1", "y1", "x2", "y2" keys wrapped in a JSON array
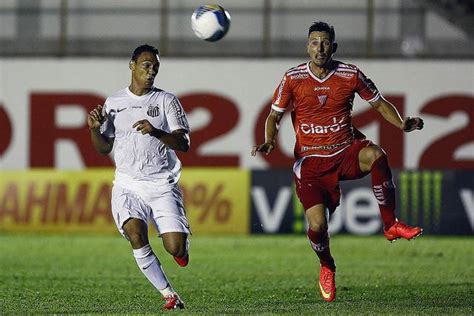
[{"x1": 399, "y1": 171, "x2": 443, "y2": 233}]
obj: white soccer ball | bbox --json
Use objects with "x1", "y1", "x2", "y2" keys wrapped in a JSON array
[{"x1": 191, "y1": 4, "x2": 231, "y2": 42}]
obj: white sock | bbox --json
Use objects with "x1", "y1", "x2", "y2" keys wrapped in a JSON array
[{"x1": 132, "y1": 244, "x2": 175, "y2": 297}]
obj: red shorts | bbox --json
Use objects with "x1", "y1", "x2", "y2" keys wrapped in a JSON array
[{"x1": 294, "y1": 139, "x2": 372, "y2": 214}]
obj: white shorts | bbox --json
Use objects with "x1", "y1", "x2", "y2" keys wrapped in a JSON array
[{"x1": 111, "y1": 180, "x2": 191, "y2": 239}]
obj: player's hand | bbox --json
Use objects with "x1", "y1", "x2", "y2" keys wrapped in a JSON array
[
  {"x1": 251, "y1": 142, "x2": 275, "y2": 156},
  {"x1": 87, "y1": 104, "x2": 105, "y2": 130},
  {"x1": 402, "y1": 117, "x2": 424, "y2": 132},
  {"x1": 133, "y1": 119, "x2": 155, "y2": 135}
]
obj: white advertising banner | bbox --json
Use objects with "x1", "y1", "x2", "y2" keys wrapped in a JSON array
[{"x1": 0, "y1": 59, "x2": 473, "y2": 170}]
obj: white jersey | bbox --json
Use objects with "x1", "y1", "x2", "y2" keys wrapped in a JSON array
[{"x1": 100, "y1": 86, "x2": 190, "y2": 184}]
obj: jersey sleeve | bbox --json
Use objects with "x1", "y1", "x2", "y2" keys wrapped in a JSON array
[
  {"x1": 99, "y1": 101, "x2": 116, "y2": 138},
  {"x1": 165, "y1": 95, "x2": 190, "y2": 133},
  {"x1": 271, "y1": 73, "x2": 293, "y2": 113},
  {"x1": 355, "y1": 69, "x2": 380, "y2": 103}
]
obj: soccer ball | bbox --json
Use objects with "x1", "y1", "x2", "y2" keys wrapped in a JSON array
[{"x1": 191, "y1": 4, "x2": 231, "y2": 42}]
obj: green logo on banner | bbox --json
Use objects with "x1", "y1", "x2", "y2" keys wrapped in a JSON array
[{"x1": 399, "y1": 171, "x2": 443, "y2": 233}]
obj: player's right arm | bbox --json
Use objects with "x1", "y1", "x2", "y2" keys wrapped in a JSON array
[
  {"x1": 251, "y1": 71, "x2": 292, "y2": 156},
  {"x1": 251, "y1": 109, "x2": 284, "y2": 156},
  {"x1": 88, "y1": 104, "x2": 114, "y2": 155}
]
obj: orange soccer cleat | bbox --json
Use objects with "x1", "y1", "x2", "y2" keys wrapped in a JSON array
[
  {"x1": 384, "y1": 220, "x2": 423, "y2": 242},
  {"x1": 162, "y1": 293, "x2": 185, "y2": 310},
  {"x1": 319, "y1": 265, "x2": 336, "y2": 302},
  {"x1": 173, "y1": 253, "x2": 189, "y2": 267}
]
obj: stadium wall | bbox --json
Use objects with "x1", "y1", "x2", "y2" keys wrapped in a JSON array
[{"x1": 0, "y1": 59, "x2": 472, "y2": 235}]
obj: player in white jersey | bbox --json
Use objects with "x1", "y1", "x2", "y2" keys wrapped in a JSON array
[{"x1": 87, "y1": 44, "x2": 190, "y2": 310}]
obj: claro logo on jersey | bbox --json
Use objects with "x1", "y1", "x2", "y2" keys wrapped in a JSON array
[{"x1": 300, "y1": 116, "x2": 347, "y2": 134}]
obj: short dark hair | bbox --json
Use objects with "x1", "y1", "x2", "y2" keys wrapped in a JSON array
[
  {"x1": 131, "y1": 44, "x2": 160, "y2": 62},
  {"x1": 308, "y1": 21, "x2": 336, "y2": 42}
]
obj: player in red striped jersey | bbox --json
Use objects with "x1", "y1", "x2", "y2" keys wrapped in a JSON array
[{"x1": 251, "y1": 21, "x2": 424, "y2": 302}]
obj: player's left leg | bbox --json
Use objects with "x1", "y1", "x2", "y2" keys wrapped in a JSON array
[
  {"x1": 359, "y1": 145, "x2": 396, "y2": 229},
  {"x1": 359, "y1": 145, "x2": 422, "y2": 241},
  {"x1": 150, "y1": 183, "x2": 191, "y2": 267},
  {"x1": 162, "y1": 232, "x2": 189, "y2": 267}
]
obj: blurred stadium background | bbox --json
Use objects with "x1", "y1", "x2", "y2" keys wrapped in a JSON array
[{"x1": 0, "y1": 0, "x2": 473, "y2": 314}]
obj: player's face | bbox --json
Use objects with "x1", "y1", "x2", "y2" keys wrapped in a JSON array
[
  {"x1": 307, "y1": 31, "x2": 334, "y2": 67},
  {"x1": 131, "y1": 51, "x2": 160, "y2": 88}
]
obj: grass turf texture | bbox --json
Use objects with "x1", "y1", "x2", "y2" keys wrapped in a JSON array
[{"x1": 0, "y1": 234, "x2": 472, "y2": 315}]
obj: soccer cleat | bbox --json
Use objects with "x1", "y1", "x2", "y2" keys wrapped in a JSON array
[
  {"x1": 384, "y1": 220, "x2": 423, "y2": 242},
  {"x1": 173, "y1": 253, "x2": 189, "y2": 267},
  {"x1": 162, "y1": 293, "x2": 185, "y2": 310},
  {"x1": 319, "y1": 265, "x2": 336, "y2": 302}
]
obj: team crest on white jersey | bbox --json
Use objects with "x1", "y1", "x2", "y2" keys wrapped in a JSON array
[{"x1": 147, "y1": 105, "x2": 160, "y2": 117}]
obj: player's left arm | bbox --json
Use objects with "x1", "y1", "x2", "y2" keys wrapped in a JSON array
[
  {"x1": 133, "y1": 120, "x2": 189, "y2": 152},
  {"x1": 370, "y1": 96, "x2": 424, "y2": 132},
  {"x1": 357, "y1": 68, "x2": 423, "y2": 133}
]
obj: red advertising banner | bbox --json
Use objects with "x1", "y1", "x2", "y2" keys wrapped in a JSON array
[{"x1": 0, "y1": 59, "x2": 472, "y2": 170}]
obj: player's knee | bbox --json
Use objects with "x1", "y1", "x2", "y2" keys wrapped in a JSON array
[
  {"x1": 174, "y1": 247, "x2": 186, "y2": 258},
  {"x1": 165, "y1": 242, "x2": 185, "y2": 257},
  {"x1": 308, "y1": 221, "x2": 327, "y2": 234},
  {"x1": 367, "y1": 147, "x2": 386, "y2": 166},
  {"x1": 127, "y1": 231, "x2": 148, "y2": 249}
]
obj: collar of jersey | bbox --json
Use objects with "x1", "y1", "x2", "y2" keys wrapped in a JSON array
[
  {"x1": 306, "y1": 62, "x2": 335, "y2": 83},
  {"x1": 126, "y1": 86, "x2": 155, "y2": 100}
]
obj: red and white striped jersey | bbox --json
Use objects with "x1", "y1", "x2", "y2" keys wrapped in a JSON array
[{"x1": 271, "y1": 60, "x2": 380, "y2": 159}]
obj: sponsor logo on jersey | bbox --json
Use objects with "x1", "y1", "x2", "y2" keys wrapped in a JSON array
[
  {"x1": 314, "y1": 86, "x2": 330, "y2": 91},
  {"x1": 147, "y1": 105, "x2": 160, "y2": 117},
  {"x1": 335, "y1": 71, "x2": 354, "y2": 79},
  {"x1": 275, "y1": 75, "x2": 287, "y2": 105},
  {"x1": 300, "y1": 116, "x2": 347, "y2": 134},
  {"x1": 290, "y1": 73, "x2": 309, "y2": 79}
]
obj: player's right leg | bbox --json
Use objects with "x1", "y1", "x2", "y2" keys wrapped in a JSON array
[
  {"x1": 293, "y1": 156, "x2": 338, "y2": 302},
  {"x1": 306, "y1": 204, "x2": 336, "y2": 302}
]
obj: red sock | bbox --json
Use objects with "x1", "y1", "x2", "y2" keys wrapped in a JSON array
[
  {"x1": 371, "y1": 155, "x2": 397, "y2": 230},
  {"x1": 307, "y1": 228, "x2": 335, "y2": 270}
]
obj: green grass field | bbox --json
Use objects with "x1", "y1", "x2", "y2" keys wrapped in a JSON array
[{"x1": 0, "y1": 234, "x2": 472, "y2": 315}]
